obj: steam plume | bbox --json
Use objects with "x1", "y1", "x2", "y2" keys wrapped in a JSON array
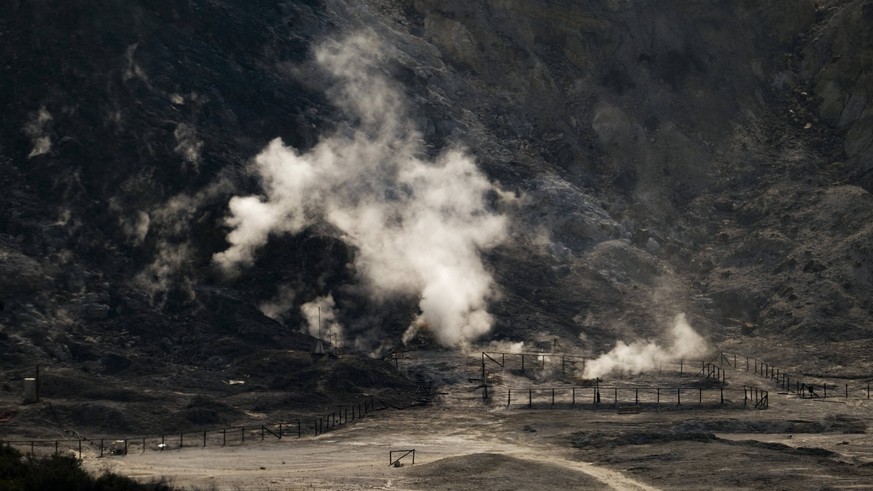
[
  {"x1": 214, "y1": 33, "x2": 507, "y2": 346},
  {"x1": 300, "y1": 294, "x2": 344, "y2": 345},
  {"x1": 24, "y1": 106, "x2": 52, "y2": 158},
  {"x1": 582, "y1": 313, "x2": 708, "y2": 379}
]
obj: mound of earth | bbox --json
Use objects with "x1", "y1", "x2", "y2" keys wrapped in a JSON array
[{"x1": 401, "y1": 452, "x2": 604, "y2": 490}]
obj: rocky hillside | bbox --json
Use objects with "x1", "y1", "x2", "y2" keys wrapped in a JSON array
[{"x1": 1, "y1": 0, "x2": 872, "y2": 388}]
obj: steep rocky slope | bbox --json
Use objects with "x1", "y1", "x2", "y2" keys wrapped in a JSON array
[{"x1": 1, "y1": 0, "x2": 872, "y2": 414}]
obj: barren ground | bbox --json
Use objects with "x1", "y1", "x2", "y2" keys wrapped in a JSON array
[{"x1": 71, "y1": 343, "x2": 873, "y2": 491}]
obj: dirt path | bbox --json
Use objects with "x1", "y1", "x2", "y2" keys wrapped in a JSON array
[{"x1": 84, "y1": 406, "x2": 660, "y2": 491}]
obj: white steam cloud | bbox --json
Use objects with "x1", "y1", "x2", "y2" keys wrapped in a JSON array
[
  {"x1": 213, "y1": 33, "x2": 507, "y2": 347},
  {"x1": 24, "y1": 106, "x2": 53, "y2": 158},
  {"x1": 259, "y1": 284, "x2": 297, "y2": 323},
  {"x1": 300, "y1": 294, "x2": 344, "y2": 346},
  {"x1": 582, "y1": 313, "x2": 708, "y2": 379}
]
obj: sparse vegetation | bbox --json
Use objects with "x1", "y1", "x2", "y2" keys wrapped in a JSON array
[{"x1": 0, "y1": 445, "x2": 172, "y2": 491}]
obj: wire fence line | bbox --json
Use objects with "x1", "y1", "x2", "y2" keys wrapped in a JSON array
[
  {"x1": 489, "y1": 385, "x2": 768, "y2": 411},
  {"x1": 713, "y1": 351, "x2": 873, "y2": 400},
  {"x1": 1, "y1": 398, "x2": 380, "y2": 459}
]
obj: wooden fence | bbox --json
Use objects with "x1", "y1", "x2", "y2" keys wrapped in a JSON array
[
  {"x1": 495, "y1": 385, "x2": 768, "y2": 410},
  {"x1": 715, "y1": 352, "x2": 873, "y2": 400},
  {"x1": 1, "y1": 398, "x2": 379, "y2": 459}
]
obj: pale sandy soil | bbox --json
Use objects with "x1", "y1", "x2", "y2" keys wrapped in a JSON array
[{"x1": 83, "y1": 387, "x2": 873, "y2": 490}]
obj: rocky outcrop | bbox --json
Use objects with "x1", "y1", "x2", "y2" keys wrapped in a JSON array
[{"x1": 0, "y1": 0, "x2": 872, "y2": 372}]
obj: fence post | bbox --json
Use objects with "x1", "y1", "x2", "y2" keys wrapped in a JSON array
[
  {"x1": 222, "y1": 429, "x2": 226, "y2": 446},
  {"x1": 508, "y1": 389, "x2": 512, "y2": 407},
  {"x1": 551, "y1": 388, "x2": 555, "y2": 406},
  {"x1": 699, "y1": 388, "x2": 702, "y2": 406},
  {"x1": 203, "y1": 432, "x2": 206, "y2": 447},
  {"x1": 241, "y1": 427, "x2": 245, "y2": 443},
  {"x1": 656, "y1": 388, "x2": 660, "y2": 406},
  {"x1": 635, "y1": 388, "x2": 639, "y2": 405},
  {"x1": 298, "y1": 421, "x2": 301, "y2": 438},
  {"x1": 720, "y1": 387, "x2": 724, "y2": 404},
  {"x1": 614, "y1": 387, "x2": 618, "y2": 408},
  {"x1": 571, "y1": 388, "x2": 575, "y2": 407},
  {"x1": 279, "y1": 423, "x2": 283, "y2": 438},
  {"x1": 677, "y1": 388, "x2": 681, "y2": 406},
  {"x1": 99, "y1": 439, "x2": 103, "y2": 458},
  {"x1": 528, "y1": 389, "x2": 532, "y2": 408}
]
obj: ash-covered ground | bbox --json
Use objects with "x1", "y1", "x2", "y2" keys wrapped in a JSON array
[{"x1": 77, "y1": 343, "x2": 873, "y2": 491}]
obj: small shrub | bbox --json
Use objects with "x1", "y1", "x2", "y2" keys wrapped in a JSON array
[{"x1": 0, "y1": 444, "x2": 170, "y2": 491}]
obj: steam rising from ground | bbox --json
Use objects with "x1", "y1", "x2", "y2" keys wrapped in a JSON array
[
  {"x1": 214, "y1": 33, "x2": 507, "y2": 346},
  {"x1": 582, "y1": 313, "x2": 708, "y2": 379},
  {"x1": 300, "y1": 295, "x2": 344, "y2": 346}
]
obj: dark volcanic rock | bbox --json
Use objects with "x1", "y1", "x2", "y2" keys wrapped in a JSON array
[{"x1": 0, "y1": 0, "x2": 872, "y2": 413}]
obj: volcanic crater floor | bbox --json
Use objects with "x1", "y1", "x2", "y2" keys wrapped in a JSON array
[{"x1": 74, "y1": 345, "x2": 873, "y2": 491}]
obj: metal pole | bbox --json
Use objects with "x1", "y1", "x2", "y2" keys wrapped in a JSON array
[{"x1": 481, "y1": 353, "x2": 485, "y2": 382}]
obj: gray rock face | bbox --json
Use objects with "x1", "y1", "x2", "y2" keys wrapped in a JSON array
[{"x1": 0, "y1": 0, "x2": 871, "y2": 367}]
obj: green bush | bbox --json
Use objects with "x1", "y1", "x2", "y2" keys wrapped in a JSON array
[{"x1": 0, "y1": 445, "x2": 170, "y2": 491}]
